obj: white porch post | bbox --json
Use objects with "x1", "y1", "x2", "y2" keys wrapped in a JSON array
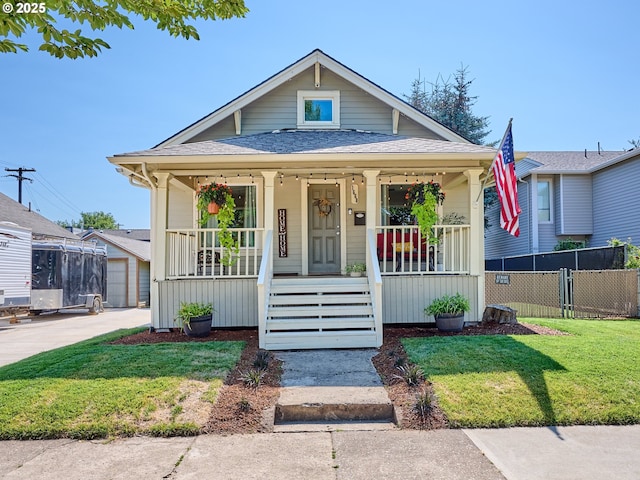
[
  {"x1": 261, "y1": 171, "x2": 277, "y2": 235},
  {"x1": 466, "y1": 168, "x2": 485, "y2": 322},
  {"x1": 150, "y1": 172, "x2": 172, "y2": 329},
  {"x1": 362, "y1": 170, "x2": 380, "y2": 231}
]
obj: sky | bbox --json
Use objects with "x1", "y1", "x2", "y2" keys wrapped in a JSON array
[{"x1": 1, "y1": 0, "x2": 638, "y2": 229}]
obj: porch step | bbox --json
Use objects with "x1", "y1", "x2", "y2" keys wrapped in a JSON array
[
  {"x1": 265, "y1": 277, "x2": 376, "y2": 349},
  {"x1": 264, "y1": 330, "x2": 379, "y2": 350}
]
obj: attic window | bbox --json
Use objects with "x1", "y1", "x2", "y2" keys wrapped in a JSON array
[{"x1": 297, "y1": 90, "x2": 340, "y2": 129}]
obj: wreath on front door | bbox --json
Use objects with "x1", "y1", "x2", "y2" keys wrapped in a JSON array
[{"x1": 313, "y1": 197, "x2": 332, "y2": 217}]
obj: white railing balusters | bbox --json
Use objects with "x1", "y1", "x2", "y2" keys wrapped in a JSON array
[{"x1": 165, "y1": 228, "x2": 263, "y2": 279}]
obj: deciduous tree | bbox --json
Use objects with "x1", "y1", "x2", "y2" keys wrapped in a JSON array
[{"x1": 0, "y1": 0, "x2": 248, "y2": 59}]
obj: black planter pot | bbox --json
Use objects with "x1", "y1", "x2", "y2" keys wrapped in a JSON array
[
  {"x1": 183, "y1": 314, "x2": 212, "y2": 338},
  {"x1": 435, "y1": 313, "x2": 465, "y2": 332}
]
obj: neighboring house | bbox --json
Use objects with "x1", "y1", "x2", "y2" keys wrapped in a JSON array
[
  {"x1": 109, "y1": 49, "x2": 521, "y2": 350},
  {"x1": 0, "y1": 192, "x2": 79, "y2": 240},
  {"x1": 83, "y1": 231, "x2": 151, "y2": 308},
  {"x1": 485, "y1": 148, "x2": 640, "y2": 259}
]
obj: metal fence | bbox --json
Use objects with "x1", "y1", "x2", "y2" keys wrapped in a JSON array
[
  {"x1": 485, "y1": 269, "x2": 640, "y2": 318},
  {"x1": 486, "y1": 245, "x2": 626, "y2": 272}
]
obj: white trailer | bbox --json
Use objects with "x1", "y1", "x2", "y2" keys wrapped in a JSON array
[{"x1": 0, "y1": 222, "x2": 32, "y2": 314}]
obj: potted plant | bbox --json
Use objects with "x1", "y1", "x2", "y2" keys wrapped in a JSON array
[
  {"x1": 196, "y1": 183, "x2": 239, "y2": 266},
  {"x1": 424, "y1": 293, "x2": 470, "y2": 332},
  {"x1": 197, "y1": 183, "x2": 232, "y2": 217},
  {"x1": 405, "y1": 181, "x2": 445, "y2": 244},
  {"x1": 175, "y1": 302, "x2": 213, "y2": 338},
  {"x1": 345, "y1": 262, "x2": 366, "y2": 277}
]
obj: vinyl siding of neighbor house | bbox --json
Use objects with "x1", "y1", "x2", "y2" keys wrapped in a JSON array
[
  {"x1": 102, "y1": 244, "x2": 142, "y2": 308},
  {"x1": 591, "y1": 155, "x2": 640, "y2": 247},
  {"x1": 556, "y1": 175, "x2": 593, "y2": 236},
  {"x1": 187, "y1": 66, "x2": 443, "y2": 142},
  {"x1": 138, "y1": 261, "x2": 150, "y2": 306},
  {"x1": 484, "y1": 181, "x2": 530, "y2": 259}
]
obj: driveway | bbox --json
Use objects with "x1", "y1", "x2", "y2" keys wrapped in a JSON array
[{"x1": 0, "y1": 308, "x2": 150, "y2": 367}]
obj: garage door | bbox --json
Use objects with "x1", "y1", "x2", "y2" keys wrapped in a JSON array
[{"x1": 106, "y1": 260, "x2": 127, "y2": 308}]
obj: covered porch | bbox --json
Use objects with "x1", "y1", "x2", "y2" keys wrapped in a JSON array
[{"x1": 147, "y1": 166, "x2": 485, "y2": 349}]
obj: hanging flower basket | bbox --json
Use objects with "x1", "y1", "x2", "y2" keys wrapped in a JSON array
[
  {"x1": 405, "y1": 181, "x2": 445, "y2": 205},
  {"x1": 405, "y1": 181, "x2": 445, "y2": 244},
  {"x1": 195, "y1": 183, "x2": 239, "y2": 266},
  {"x1": 197, "y1": 183, "x2": 232, "y2": 213},
  {"x1": 208, "y1": 202, "x2": 220, "y2": 215}
]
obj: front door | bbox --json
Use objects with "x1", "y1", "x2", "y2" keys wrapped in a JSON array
[{"x1": 308, "y1": 185, "x2": 341, "y2": 274}]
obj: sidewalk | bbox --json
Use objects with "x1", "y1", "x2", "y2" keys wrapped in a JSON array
[{"x1": 2, "y1": 426, "x2": 640, "y2": 479}]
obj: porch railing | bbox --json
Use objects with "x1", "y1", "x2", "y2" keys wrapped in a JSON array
[
  {"x1": 375, "y1": 225, "x2": 470, "y2": 274},
  {"x1": 166, "y1": 228, "x2": 264, "y2": 279}
]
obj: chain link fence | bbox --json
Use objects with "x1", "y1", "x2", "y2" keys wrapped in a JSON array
[{"x1": 485, "y1": 270, "x2": 639, "y2": 318}]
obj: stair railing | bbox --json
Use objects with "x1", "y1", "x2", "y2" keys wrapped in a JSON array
[
  {"x1": 366, "y1": 228, "x2": 383, "y2": 347},
  {"x1": 257, "y1": 230, "x2": 273, "y2": 349}
]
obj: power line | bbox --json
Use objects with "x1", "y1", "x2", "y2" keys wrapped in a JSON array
[{"x1": 4, "y1": 167, "x2": 35, "y2": 204}]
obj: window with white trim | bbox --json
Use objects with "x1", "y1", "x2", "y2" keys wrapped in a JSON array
[
  {"x1": 297, "y1": 90, "x2": 340, "y2": 128},
  {"x1": 537, "y1": 180, "x2": 552, "y2": 223}
]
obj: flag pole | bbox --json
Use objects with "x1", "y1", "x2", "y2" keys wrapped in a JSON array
[{"x1": 474, "y1": 117, "x2": 513, "y2": 205}]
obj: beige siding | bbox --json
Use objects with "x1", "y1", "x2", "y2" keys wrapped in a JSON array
[
  {"x1": 273, "y1": 177, "x2": 303, "y2": 274},
  {"x1": 158, "y1": 279, "x2": 257, "y2": 329},
  {"x1": 441, "y1": 182, "x2": 470, "y2": 223},
  {"x1": 382, "y1": 275, "x2": 479, "y2": 324},
  {"x1": 168, "y1": 186, "x2": 195, "y2": 229},
  {"x1": 345, "y1": 181, "x2": 366, "y2": 267}
]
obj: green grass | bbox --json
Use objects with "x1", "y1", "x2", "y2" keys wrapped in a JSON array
[
  {"x1": 402, "y1": 318, "x2": 640, "y2": 428},
  {"x1": 0, "y1": 328, "x2": 244, "y2": 440}
]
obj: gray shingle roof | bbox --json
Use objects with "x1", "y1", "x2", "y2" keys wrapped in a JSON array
[
  {"x1": 84, "y1": 232, "x2": 151, "y2": 262},
  {"x1": 525, "y1": 151, "x2": 626, "y2": 173},
  {"x1": 0, "y1": 192, "x2": 79, "y2": 239},
  {"x1": 94, "y1": 229, "x2": 150, "y2": 242},
  {"x1": 117, "y1": 130, "x2": 496, "y2": 158}
]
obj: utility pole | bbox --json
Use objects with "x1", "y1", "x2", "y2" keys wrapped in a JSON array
[{"x1": 4, "y1": 167, "x2": 35, "y2": 204}]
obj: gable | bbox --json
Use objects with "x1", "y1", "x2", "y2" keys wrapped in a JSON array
[{"x1": 159, "y1": 49, "x2": 467, "y2": 147}]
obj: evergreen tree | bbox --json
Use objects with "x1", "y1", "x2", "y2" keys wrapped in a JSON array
[{"x1": 405, "y1": 65, "x2": 491, "y2": 145}]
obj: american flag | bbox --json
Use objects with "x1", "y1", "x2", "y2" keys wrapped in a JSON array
[{"x1": 492, "y1": 123, "x2": 521, "y2": 236}]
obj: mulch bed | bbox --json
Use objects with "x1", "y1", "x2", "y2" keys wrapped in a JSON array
[{"x1": 112, "y1": 322, "x2": 565, "y2": 433}]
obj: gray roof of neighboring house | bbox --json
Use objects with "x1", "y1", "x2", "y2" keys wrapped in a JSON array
[
  {"x1": 94, "y1": 229, "x2": 150, "y2": 242},
  {"x1": 0, "y1": 192, "x2": 79, "y2": 239},
  {"x1": 523, "y1": 151, "x2": 627, "y2": 174},
  {"x1": 116, "y1": 129, "x2": 497, "y2": 158},
  {"x1": 84, "y1": 231, "x2": 151, "y2": 262}
]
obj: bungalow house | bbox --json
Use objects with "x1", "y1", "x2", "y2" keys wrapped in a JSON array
[
  {"x1": 82, "y1": 230, "x2": 151, "y2": 308},
  {"x1": 485, "y1": 148, "x2": 640, "y2": 259},
  {"x1": 109, "y1": 49, "x2": 523, "y2": 350}
]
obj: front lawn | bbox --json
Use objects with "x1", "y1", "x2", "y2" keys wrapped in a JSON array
[
  {"x1": 0, "y1": 328, "x2": 244, "y2": 439},
  {"x1": 402, "y1": 319, "x2": 640, "y2": 428}
]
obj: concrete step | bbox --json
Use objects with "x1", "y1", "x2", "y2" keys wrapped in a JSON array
[{"x1": 274, "y1": 386, "x2": 395, "y2": 424}]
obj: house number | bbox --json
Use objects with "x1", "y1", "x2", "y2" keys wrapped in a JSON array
[{"x1": 278, "y1": 209, "x2": 287, "y2": 257}]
